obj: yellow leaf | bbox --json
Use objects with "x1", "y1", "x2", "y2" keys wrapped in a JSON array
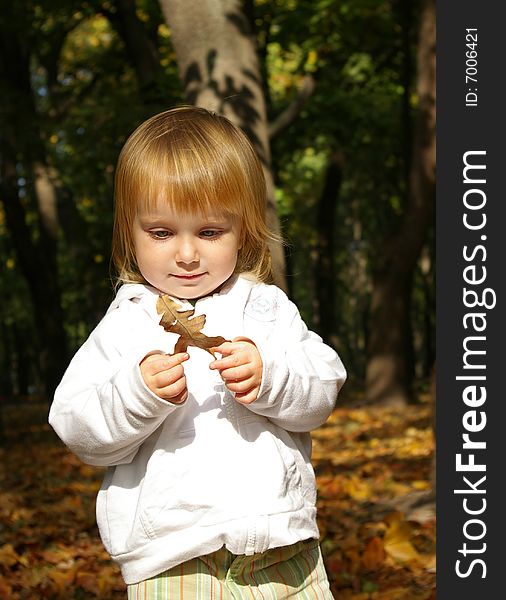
[
  {"x1": 423, "y1": 553, "x2": 437, "y2": 573},
  {"x1": 343, "y1": 475, "x2": 371, "y2": 501},
  {"x1": 48, "y1": 568, "x2": 76, "y2": 592},
  {"x1": 79, "y1": 464, "x2": 95, "y2": 478},
  {"x1": 383, "y1": 512, "x2": 421, "y2": 564},
  {"x1": 412, "y1": 480, "x2": 430, "y2": 490},
  {"x1": 0, "y1": 543, "x2": 21, "y2": 567}
]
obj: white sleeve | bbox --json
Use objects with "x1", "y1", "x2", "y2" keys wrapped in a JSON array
[
  {"x1": 244, "y1": 287, "x2": 346, "y2": 432},
  {"x1": 48, "y1": 299, "x2": 181, "y2": 467}
]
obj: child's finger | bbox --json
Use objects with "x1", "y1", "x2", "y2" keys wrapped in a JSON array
[
  {"x1": 210, "y1": 341, "x2": 237, "y2": 357},
  {"x1": 153, "y1": 363, "x2": 186, "y2": 388},
  {"x1": 169, "y1": 389, "x2": 188, "y2": 405},
  {"x1": 168, "y1": 352, "x2": 190, "y2": 365},
  {"x1": 211, "y1": 340, "x2": 254, "y2": 357},
  {"x1": 142, "y1": 352, "x2": 189, "y2": 374},
  {"x1": 219, "y1": 364, "x2": 252, "y2": 382},
  {"x1": 158, "y1": 375, "x2": 188, "y2": 402},
  {"x1": 156, "y1": 353, "x2": 190, "y2": 374},
  {"x1": 224, "y1": 376, "x2": 256, "y2": 393},
  {"x1": 233, "y1": 387, "x2": 259, "y2": 405},
  {"x1": 209, "y1": 351, "x2": 245, "y2": 371}
]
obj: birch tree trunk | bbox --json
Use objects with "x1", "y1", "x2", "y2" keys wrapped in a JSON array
[
  {"x1": 365, "y1": 0, "x2": 435, "y2": 405},
  {"x1": 159, "y1": 0, "x2": 286, "y2": 288}
]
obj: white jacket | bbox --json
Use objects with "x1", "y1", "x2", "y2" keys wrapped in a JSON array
[{"x1": 49, "y1": 275, "x2": 346, "y2": 584}]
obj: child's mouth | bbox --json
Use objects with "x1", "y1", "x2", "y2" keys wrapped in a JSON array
[{"x1": 172, "y1": 273, "x2": 205, "y2": 280}]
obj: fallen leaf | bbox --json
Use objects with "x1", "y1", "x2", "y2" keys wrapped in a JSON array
[
  {"x1": 362, "y1": 536, "x2": 386, "y2": 570},
  {"x1": 376, "y1": 587, "x2": 412, "y2": 600},
  {"x1": 0, "y1": 580, "x2": 13, "y2": 598},
  {"x1": 343, "y1": 475, "x2": 371, "y2": 501},
  {"x1": 41, "y1": 545, "x2": 75, "y2": 567},
  {"x1": 47, "y1": 568, "x2": 76, "y2": 593},
  {"x1": 75, "y1": 571, "x2": 101, "y2": 595},
  {"x1": 344, "y1": 548, "x2": 361, "y2": 574},
  {"x1": 383, "y1": 512, "x2": 421, "y2": 564},
  {"x1": 423, "y1": 553, "x2": 436, "y2": 572},
  {"x1": 157, "y1": 295, "x2": 227, "y2": 356},
  {"x1": 2, "y1": 398, "x2": 435, "y2": 599},
  {"x1": 0, "y1": 544, "x2": 19, "y2": 569}
]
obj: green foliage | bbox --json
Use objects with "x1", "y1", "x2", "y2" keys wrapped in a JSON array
[
  {"x1": 0, "y1": 0, "x2": 434, "y2": 397},
  {"x1": 0, "y1": 0, "x2": 182, "y2": 393},
  {"x1": 257, "y1": 0, "x2": 432, "y2": 378}
]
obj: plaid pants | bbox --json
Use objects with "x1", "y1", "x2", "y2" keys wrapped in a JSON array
[{"x1": 127, "y1": 539, "x2": 334, "y2": 599}]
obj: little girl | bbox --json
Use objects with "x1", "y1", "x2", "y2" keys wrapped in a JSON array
[{"x1": 49, "y1": 106, "x2": 346, "y2": 599}]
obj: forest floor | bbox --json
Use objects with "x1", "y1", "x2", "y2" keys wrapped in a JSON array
[{"x1": 0, "y1": 391, "x2": 435, "y2": 600}]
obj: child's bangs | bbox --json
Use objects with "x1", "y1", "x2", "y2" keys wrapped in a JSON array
[{"x1": 133, "y1": 138, "x2": 246, "y2": 219}]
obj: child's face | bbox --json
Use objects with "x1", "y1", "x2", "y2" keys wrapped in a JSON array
[{"x1": 133, "y1": 201, "x2": 241, "y2": 299}]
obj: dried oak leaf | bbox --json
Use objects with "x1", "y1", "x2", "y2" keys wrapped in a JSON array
[{"x1": 156, "y1": 295, "x2": 227, "y2": 356}]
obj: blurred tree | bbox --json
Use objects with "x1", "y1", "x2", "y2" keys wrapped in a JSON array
[
  {"x1": 365, "y1": 0, "x2": 435, "y2": 405},
  {"x1": 0, "y1": 0, "x2": 436, "y2": 408},
  {"x1": 159, "y1": 0, "x2": 286, "y2": 288},
  {"x1": 97, "y1": 0, "x2": 167, "y2": 107},
  {"x1": 263, "y1": 0, "x2": 435, "y2": 404},
  {"x1": 0, "y1": 0, "x2": 181, "y2": 399},
  {"x1": 0, "y1": 4, "x2": 69, "y2": 397}
]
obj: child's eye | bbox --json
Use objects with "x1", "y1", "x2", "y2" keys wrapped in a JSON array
[
  {"x1": 200, "y1": 229, "x2": 221, "y2": 239},
  {"x1": 149, "y1": 230, "x2": 171, "y2": 239}
]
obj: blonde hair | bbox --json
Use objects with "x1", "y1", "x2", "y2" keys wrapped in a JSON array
[{"x1": 112, "y1": 106, "x2": 275, "y2": 286}]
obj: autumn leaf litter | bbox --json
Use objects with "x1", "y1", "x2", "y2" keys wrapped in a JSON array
[{"x1": 0, "y1": 395, "x2": 435, "y2": 599}]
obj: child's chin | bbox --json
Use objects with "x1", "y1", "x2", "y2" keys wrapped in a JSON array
[{"x1": 160, "y1": 286, "x2": 203, "y2": 300}]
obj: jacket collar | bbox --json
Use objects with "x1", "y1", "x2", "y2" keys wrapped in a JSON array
[{"x1": 109, "y1": 275, "x2": 256, "y2": 316}]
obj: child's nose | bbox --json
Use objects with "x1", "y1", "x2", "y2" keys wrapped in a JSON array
[{"x1": 176, "y1": 237, "x2": 199, "y2": 264}]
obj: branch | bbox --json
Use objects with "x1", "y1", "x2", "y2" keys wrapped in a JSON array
[
  {"x1": 268, "y1": 74, "x2": 315, "y2": 140},
  {"x1": 102, "y1": 0, "x2": 162, "y2": 89},
  {"x1": 51, "y1": 72, "x2": 99, "y2": 121}
]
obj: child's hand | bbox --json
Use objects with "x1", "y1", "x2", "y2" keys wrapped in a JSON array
[
  {"x1": 209, "y1": 338, "x2": 263, "y2": 404},
  {"x1": 140, "y1": 352, "x2": 189, "y2": 404}
]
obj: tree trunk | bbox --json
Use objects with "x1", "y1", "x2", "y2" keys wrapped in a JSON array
[
  {"x1": 421, "y1": 244, "x2": 435, "y2": 378},
  {"x1": 159, "y1": 0, "x2": 286, "y2": 289},
  {"x1": 367, "y1": 268, "x2": 415, "y2": 405},
  {"x1": 103, "y1": 0, "x2": 165, "y2": 106},
  {"x1": 0, "y1": 17, "x2": 69, "y2": 399},
  {"x1": 313, "y1": 150, "x2": 344, "y2": 350},
  {"x1": 365, "y1": 0, "x2": 435, "y2": 405}
]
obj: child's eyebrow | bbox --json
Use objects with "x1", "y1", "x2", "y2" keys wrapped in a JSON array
[
  {"x1": 200, "y1": 217, "x2": 231, "y2": 225},
  {"x1": 136, "y1": 215, "x2": 169, "y2": 225},
  {"x1": 136, "y1": 213, "x2": 234, "y2": 226}
]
